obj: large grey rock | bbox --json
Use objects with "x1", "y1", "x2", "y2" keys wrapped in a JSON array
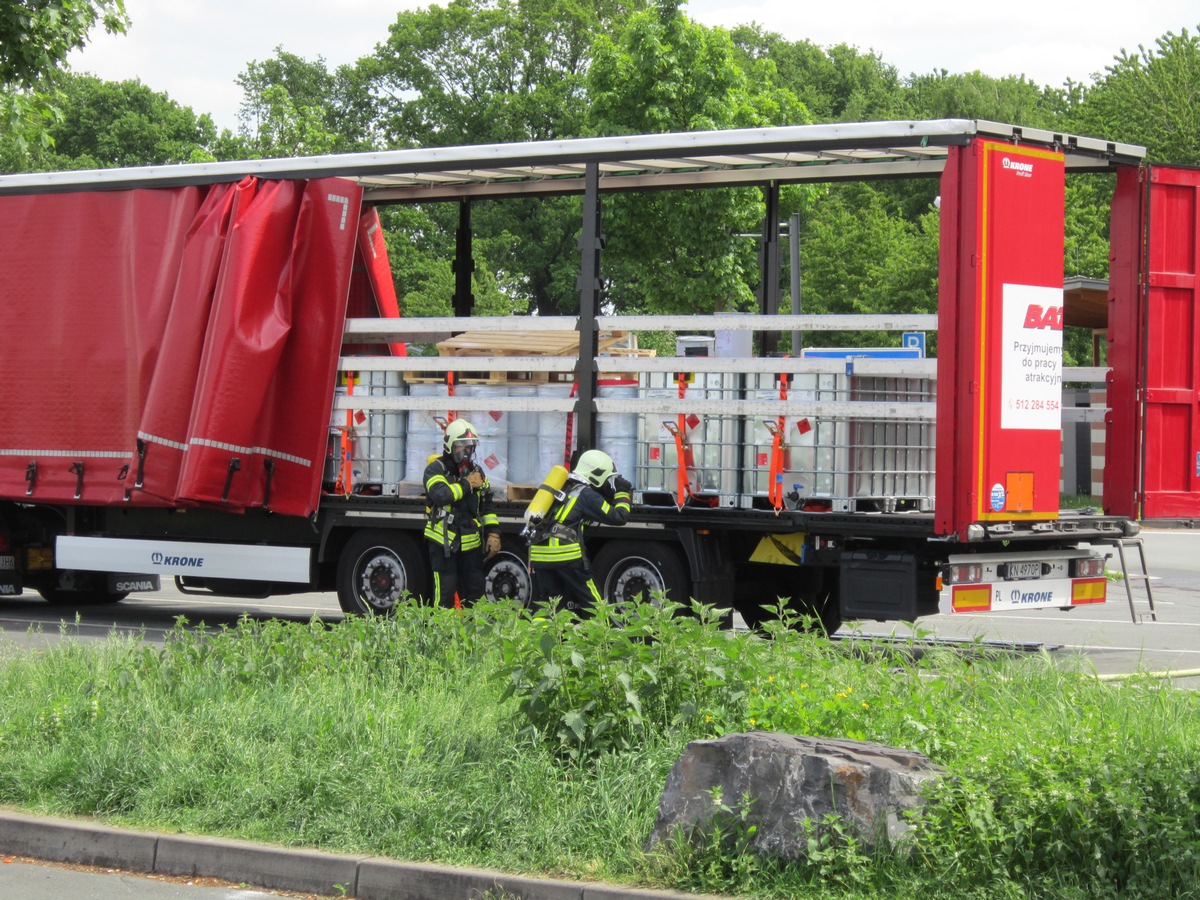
[{"x1": 647, "y1": 732, "x2": 945, "y2": 859}]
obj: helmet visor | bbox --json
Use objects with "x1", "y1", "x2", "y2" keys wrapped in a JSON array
[{"x1": 452, "y1": 440, "x2": 477, "y2": 464}]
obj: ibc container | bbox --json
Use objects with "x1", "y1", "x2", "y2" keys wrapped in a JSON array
[
  {"x1": 597, "y1": 379, "x2": 639, "y2": 487},
  {"x1": 638, "y1": 371, "x2": 741, "y2": 506},
  {"x1": 741, "y1": 372, "x2": 848, "y2": 508},
  {"x1": 536, "y1": 382, "x2": 576, "y2": 482},
  {"x1": 456, "y1": 385, "x2": 508, "y2": 489},
  {"x1": 507, "y1": 385, "x2": 541, "y2": 486},
  {"x1": 405, "y1": 383, "x2": 451, "y2": 483}
]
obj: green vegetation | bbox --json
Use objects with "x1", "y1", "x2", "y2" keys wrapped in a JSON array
[{"x1": 1, "y1": 601, "x2": 1196, "y2": 898}]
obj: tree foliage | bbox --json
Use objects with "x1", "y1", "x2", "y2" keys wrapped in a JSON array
[
  {"x1": 587, "y1": 1, "x2": 808, "y2": 314},
  {"x1": 729, "y1": 25, "x2": 908, "y2": 122},
  {"x1": 372, "y1": 0, "x2": 637, "y2": 147},
  {"x1": 232, "y1": 47, "x2": 375, "y2": 158},
  {"x1": 905, "y1": 69, "x2": 1064, "y2": 125},
  {"x1": 26, "y1": 72, "x2": 217, "y2": 168},
  {"x1": 7, "y1": 0, "x2": 1200, "y2": 333},
  {"x1": 794, "y1": 183, "x2": 939, "y2": 348},
  {"x1": 1, "y1": 0, "x2": 129, "y2": 156},
  {"x1": 1071, "y1": 27, "x2": 1200, "y2": 166},
  {"x1": 0, "y1": 0, "x2": 127, "y2": 86},
  {"x1": 366, "y1": 0, "x2": 651, "y2": 317}
]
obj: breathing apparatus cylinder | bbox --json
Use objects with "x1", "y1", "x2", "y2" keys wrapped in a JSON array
[{"x1": 522, "y1": 464, "x2": 570, "y2": 535}]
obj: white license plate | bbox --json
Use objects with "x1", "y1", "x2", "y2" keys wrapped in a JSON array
[{"x1": 1005, "y1": 561, "x2": 1042, "y2": 580}]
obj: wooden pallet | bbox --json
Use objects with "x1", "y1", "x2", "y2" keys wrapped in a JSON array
[
  {"x1": 402, "y1": 371, "x2": 574, "y2": 386},
  {"x1": 411, "y1": 329, "x2": 647, "y2": 385},
  {"x1": 506, "y1": 484, "x2": 539, "y2": 502},
  {"x1": 436, "y1": 330, "x2": 634, "y2": 357}
]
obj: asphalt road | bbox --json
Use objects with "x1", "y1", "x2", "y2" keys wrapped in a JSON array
[{"x1": 0, "y1": 859, "x2": 298, "y2": 899}]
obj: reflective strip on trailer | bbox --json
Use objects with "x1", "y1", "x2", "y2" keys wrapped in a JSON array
[
  {"x1": 57, "y1": 536, "x2": 311, "y2": 584},
  {"x1": 951, "y1": 585, "x2": 992, "y2": 612},
  {"x1": 1071, "y1": 577, "x2": 1107, "y2": 605},
  {"x1": 949, "y1": 577, "x2": 1104, "y2": 613}
]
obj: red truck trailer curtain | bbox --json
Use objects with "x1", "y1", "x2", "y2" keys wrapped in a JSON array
[{"x1": 0, "y1": 177, "x2": 363, "y2": 517}]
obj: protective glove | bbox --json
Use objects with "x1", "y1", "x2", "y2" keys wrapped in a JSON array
[
  {"x1": 485, "y1": 532, "x2": 502, "y2": 560},
  {"x1": 613, "y1": 475, "x2": 632, "y2": 496},
  {"x1": 464, "y1": 469, "x2": 485, "y2": 490}
]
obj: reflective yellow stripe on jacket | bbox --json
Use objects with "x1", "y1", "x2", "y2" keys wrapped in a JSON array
[
  {"x1": 423, "y1": 472, "x2": 484, "y2": 549},
  {"x1": 529, "y1": 488, "x2": 584, "y2": 563}
]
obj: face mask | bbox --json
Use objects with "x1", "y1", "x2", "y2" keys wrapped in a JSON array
[{"x1": 452, "y1": 442, "x2": 476, "y2": 467}]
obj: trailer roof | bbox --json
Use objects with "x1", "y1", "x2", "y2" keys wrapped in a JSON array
[{"x1": 0, "y1": 119, "x2": 1145, "y2": 201}]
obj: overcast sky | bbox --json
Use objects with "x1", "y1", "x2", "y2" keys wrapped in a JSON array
[{"x1": 68, "y1": 0, "x2": 1199, "y2": 134}]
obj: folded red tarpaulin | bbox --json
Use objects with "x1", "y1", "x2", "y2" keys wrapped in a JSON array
[{"x1": 0, "y1": 176, "x2": 365, "y2": 517}]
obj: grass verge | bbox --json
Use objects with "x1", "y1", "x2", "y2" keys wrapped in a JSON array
[{"x1": 0, "y1": 599, "x2": 1196, "y2": 899}]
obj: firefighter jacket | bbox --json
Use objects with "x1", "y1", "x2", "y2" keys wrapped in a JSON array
[
  {"x1": 423, "y1": 455, "x2": 499, "y2": 554},
  {"x1": 528, "y1": 478, "x2": 631, "y2": 565}
]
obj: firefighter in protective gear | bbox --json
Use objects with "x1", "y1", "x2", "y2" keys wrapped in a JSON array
[
  {"x1": 529, "y1": 449, "x2": 631, "y2": 618},
  {"x1": 423, "y1": 419, "x2": 500, "y2": 607}
]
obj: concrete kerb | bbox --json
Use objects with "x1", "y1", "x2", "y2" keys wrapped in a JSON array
[{"x1": 0, "y1": 809, "x2": 720, "y2": 900}]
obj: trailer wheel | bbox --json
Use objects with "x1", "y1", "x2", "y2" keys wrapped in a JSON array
[
  {"x1": 38, "y1": 586, "x2": 128, "y2": 605},
  {"x1": 592, "y1": 540, "x2": 689, "y2": 609},
  {"x1": 484, "y1": 537, "x2": 533, "y2": 607},
  {"x1": 802, "y1": 585, "x2": 843, "y2": 636},
  {"x1": 336, "y1": 530, "x2": 426, "y2": 615},
  {"x1": 735, "y1": 568, "x2": 842, "y2": 635}
]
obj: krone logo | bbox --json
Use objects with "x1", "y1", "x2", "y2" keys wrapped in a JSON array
[{"x1": 1002, "y1": 157, "x2": 1034, "y2": 176}]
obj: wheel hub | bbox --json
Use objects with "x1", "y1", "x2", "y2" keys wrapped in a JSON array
[
  {"x1": 361, "y1": 556, "x2": 403, "y2": 608},
  {"x1": 611, "y1": 562, "x2": 662, "y2": 605},
  {"x1": 485, "y1": 554, "x2": 532, "y2": 605}
]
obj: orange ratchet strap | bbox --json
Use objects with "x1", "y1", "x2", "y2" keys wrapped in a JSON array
[
  {"x1": 676, "y1": 372, "x2": 696, "y2": 508},
  {"x1": 767, "y1": 373, "x2": 789, "y2": 511}
]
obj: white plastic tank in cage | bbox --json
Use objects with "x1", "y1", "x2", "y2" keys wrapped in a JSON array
[{"x1": 507, "y1": 385, "x2": 541, "y2": 486}]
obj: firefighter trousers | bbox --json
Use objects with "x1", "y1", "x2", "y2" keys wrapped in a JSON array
[
  {"x1": 532, "y1": 560, "x2": 603, "y2": 619},
  {"x1": 428, "y1": 543, "x2": 486, "y2": 608}
]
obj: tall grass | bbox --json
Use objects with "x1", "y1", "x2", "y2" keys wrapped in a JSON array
[{"x1": 0, "y1": 600, "x2": 1196, "y2": 898}]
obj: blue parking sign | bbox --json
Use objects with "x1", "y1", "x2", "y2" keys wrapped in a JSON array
[{"x1": 902, "y1": 332, "x2": 926, "y2": 357}]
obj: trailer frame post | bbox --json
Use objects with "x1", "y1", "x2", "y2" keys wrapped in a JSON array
[
  {"x1": 575, "y1": 161, "x2": 602, "y2": 453},
  {"x1": 759, "y1": 181, "x2": 781, "y2": 356},
  {"x1": 452, "y1": 199, "x2": 475, "y2": 320}
]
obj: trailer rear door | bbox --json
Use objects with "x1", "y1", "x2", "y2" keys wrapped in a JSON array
[{"x1": 1107, "y1": 164, "x2": 1200, "y2": 519}]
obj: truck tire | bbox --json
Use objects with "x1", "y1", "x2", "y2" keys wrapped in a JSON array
[
  {"x1": 336, "y1": 530, "x2": 427, "y2": 615},
  {"x1": 483, "y1": 536, "x2": 533, "y2": 607},
  {"x1": 38, "y1": 586, "x2": 128, "y2": 605},
  {"x1": 592, "y1": 540, "x2": 689, "y2": 609},
  {"x1": 736, "y1": 569, "x2": 842, "y2": 635},
  {"x1": 802, "y1": 585, "x2": 843, "y2": 636}
]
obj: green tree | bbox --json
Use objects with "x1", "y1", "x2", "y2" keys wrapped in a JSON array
[
  {"x1": 368, "y1": 0, "x2": 648, "y2": 317},
  {"x1": 795, "y1": 182, "x2": 939, "y2": 348},
  {"x1": 1, "y1": 0, "x2": 130, "y2": 155},
  {"x1": 1071, "y1": 27, "x2": 1200, "y2": 165},
  {"x1": 232, "y1": 47, "x2": 375, "y2": 158},
  {"x1": 21, "y1": 72, "x2": 217, "y2": 169},
  {"x1": 372, "y1": 0, "x2": 637, "y2": 147},
  {"x1": 905, "y1": 69, "x2": 1065, "y2": 126},
  {"x1": 729, "y1": 25, "x2": 908, "y2": 122},
  {"x1": 587, "y1": 1, "x2": 808, "y2": 314}
]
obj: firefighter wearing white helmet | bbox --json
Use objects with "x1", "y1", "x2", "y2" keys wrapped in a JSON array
[
  {"x1": 528, "y1": 448, "x2": 631, "y2": 617},
  {"x1": 423, "y1": 419, "x2": 500, "y2": 608}
]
